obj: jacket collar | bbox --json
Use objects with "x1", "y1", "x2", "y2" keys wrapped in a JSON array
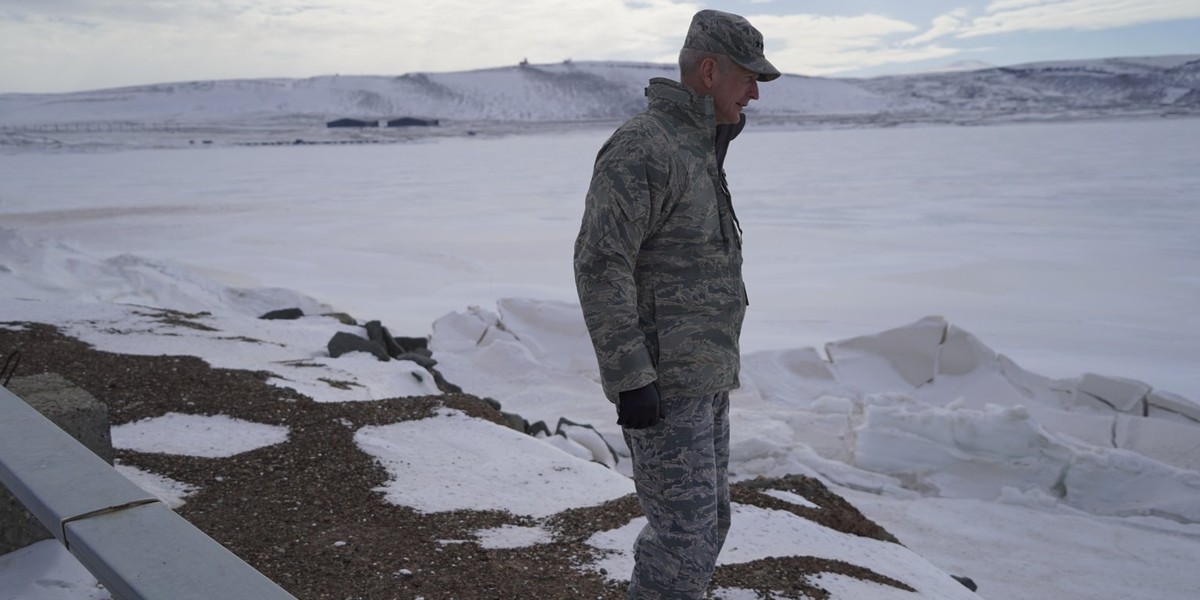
[
  {"x1": 645, "y1": 77, "x2": 744, "y2": 169},
  {"x1": 645, "y1": 77, "x2": 715, "y2": 132}
]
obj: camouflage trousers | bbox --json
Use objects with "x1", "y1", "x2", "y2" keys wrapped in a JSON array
[{"x1": 622, "y1": 391, "x2": 731, "y2": 600}]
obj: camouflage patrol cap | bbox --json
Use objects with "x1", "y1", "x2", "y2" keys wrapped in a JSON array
[{"x1": 683, "y1": 9, "x2": 781, "y2": 82}]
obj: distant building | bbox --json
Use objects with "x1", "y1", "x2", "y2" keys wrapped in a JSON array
[
  {"x1": 327, "y1": 118, "x2": 377, "y2": 128},
  {"x1": 386, "y1": 117, "x2": 439, "y2": 128}
]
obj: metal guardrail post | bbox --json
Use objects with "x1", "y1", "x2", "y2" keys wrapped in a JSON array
[{"x1": 0, "y1": 384, "x2": 297, "y2": 599}]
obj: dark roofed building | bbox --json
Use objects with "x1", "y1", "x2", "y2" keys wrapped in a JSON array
[
  {"x1": 327, "y1": 118, "x2": 378, "y2": 128},
  {"x1": 387, "y1": 117, "x2": 439, "y2": 128}
]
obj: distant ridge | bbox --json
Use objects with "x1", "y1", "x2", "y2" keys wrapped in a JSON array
[
  {"x1": 899, "y1": 60, "x2": 997, "y2": 75},
  {"x1": 1, "y1": 55, "x2": 1197, "y2": 128}
]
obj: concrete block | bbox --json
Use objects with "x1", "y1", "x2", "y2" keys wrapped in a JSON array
[{"x1": 1, "y1": 373, "x2": 113, "y2": 555}]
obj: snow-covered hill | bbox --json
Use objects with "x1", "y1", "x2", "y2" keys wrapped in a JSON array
[
  {"x1": 855, "y1": 54, "x2": 1200, "y2": 120},
  {"x1": 1, "y1": 55, "x2": 1196, "y2": 129}
]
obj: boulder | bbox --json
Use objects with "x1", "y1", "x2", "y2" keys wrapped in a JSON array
[
  {"x1": 365, "y1": 320, "x2": 406, "y2": 359},
  {"x1": 397, "y1": 350, "x2": 437, "y2": 370},
  {"x1": 259, "y1": 307, "x2": 305, "y2": 320},
  {"x1": 555, "y1": 418, "x2": 619, "y2": 469},
  {"x1": 951, "y1": 575, "x2": 978, "y2": 592},
  {"x1": 327, "y1": 331, "x2": 390, "y2": 362},
  {"x1": 393, "y1": 336, "x2": 430, "y2": 353}
]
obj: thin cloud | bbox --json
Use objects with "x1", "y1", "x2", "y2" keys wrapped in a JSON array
[
  {"x1": 945, "y1": 0, "x2": 1200, "y2": 38},
  {"x1": 0, "y1": 0, "x2": 701, "y2": 92},
  {"x1": 964, "y1": 0, "x2": 1200, "y2": 37},
  {"x1": 749, "y1": 13, "x2": 925, "y2": 75},
  {"x1": 903, "y1": 8, "x2": 970, "y2": 47},
  {"x1": 985, "y1": 0, "x2": 1051, "y2": 12},
  {"x1": 888, "y1": 0, "x2": 1200, "y2": 67}
]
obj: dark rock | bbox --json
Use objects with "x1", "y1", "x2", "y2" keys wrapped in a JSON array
[
  {"x1": 364, "y1": 320, "x2": 386, "y2": 344},
  {"x1": 432, "y1": 371, "x2": 461, "y2": 394},
  {"x1": 327, "y1": 332, "x2": 389, "y2": 362},
  {"x1": 322, "y1": 312, "x2": 357, "y2": 326},
  {"x1": 365, "y1": 321, "x2": 406, "y2": 359},
  {"x1": 555, "y1": 418, "x2": 619, "y2": 468},
  {"x1": 393, "y1": 336, "x2": 429, "y2": 353},
  {"x1": 260, "y1": 308, "x2": 305, "y2": 320},
  {"x1": 500, "y1": 411, "x2": 527, "y2": 433},
  {"x1": 397, "y1": 352, "x2": 437, "y2": 369},
  {"x1": 951, "y1": 575, "x2": 978, "y2": 592}
]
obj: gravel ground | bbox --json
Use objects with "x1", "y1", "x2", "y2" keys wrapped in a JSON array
[{"x1": 2, "y1": 321, "x2": 910, "y2": 600}]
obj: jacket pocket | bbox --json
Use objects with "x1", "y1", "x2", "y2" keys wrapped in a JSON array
[{"x1": 651, "y1": 278, "x2": 743, "y2": 392}]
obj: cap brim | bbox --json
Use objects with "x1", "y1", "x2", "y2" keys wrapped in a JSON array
[{"x1": 739, "y1": 57, "x2": 781, "y2": 81}]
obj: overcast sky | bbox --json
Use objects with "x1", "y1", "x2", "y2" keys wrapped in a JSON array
[{"x1": 2, "y1": 0, "x2": 1199, "y2": 93}]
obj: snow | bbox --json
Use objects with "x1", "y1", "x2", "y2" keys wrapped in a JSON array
[
  {"x1": 0, "y1": 542, "x2": 108, "y2": 600},
  {"x1": 473, "y1": 525, "x2": 554, "y2": 550},
  {"x1": 113, "y1": 465, "x2": 197, "y2": 509},
  {"x1": 587, "y1": 503, "x2": 979, "y2": 600},
  {"x1": 111, "y1": 413, "x2": 290, "y2": 459},
  {"x1": 355, "y1": 409, "x2": 633, "y2": 517},
  {"x1": 843, "y1": 489, "x2": 1200, "y2": 600},
  {"x1": 2, "y1": 109, "x2": 1199, "y2": 599}
]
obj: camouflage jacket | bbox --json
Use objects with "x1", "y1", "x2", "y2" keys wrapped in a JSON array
[{"x1": 574, "y1": 77, "x2": 748, "y2": 403}]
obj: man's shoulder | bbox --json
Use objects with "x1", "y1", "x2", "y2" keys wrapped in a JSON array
[
  {"x1": 613, "y1": 111, "x2": 672, "y2": 141},
  {"x1": 607, "y1": 109, "x2": 694, "y2": 155},
  {"x1": 598, "y1": 114, "x2": 667, "y2": 161}
]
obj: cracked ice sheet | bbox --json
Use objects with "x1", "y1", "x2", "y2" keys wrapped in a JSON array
[{"x1": 842, "y1": 487, "x2": 1200, "y2": 600}]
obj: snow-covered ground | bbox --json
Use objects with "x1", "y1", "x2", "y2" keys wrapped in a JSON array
[{"x1": 2, "y1": 116, "x2": 1199, "y2": 599}]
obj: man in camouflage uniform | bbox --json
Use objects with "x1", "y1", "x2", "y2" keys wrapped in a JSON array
[{"x1": 573, "y1": 9, "x2": 779, "y2": 599}]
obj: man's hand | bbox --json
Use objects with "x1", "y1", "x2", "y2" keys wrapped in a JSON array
[{"x1": 617, "y1": 382, "x2": 663, "y2": 429}]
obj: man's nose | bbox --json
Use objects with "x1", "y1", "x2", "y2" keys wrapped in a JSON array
[{"x1": 748, "y1": 80, "x2": 759, "y2": 101}]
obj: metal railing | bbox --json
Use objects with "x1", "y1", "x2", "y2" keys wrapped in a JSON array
[{"x1": 0, "y1": 384, "x2": 297, "y2": 599}]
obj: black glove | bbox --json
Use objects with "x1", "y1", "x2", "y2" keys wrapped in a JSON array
[{"x1": 617, "y1": 382, "x2": 663, "y2": 429}]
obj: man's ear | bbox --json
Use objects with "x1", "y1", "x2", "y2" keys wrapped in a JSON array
[{"x1": 699, "y1": 57, "x2": 719, "y2": 90}]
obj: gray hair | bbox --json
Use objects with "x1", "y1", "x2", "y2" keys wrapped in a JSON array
[{"x1": 678, "y1": 48, "x2": 731, "y2": 79}]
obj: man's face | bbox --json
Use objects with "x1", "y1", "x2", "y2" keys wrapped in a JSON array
[{"x1": 710, "y1": 60, "x2": 760, "y2": 125}]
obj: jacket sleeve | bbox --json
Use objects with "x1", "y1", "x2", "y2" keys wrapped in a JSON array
[{"x1": 573, "y1": 138, "x2": 659, "y2": 402}]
